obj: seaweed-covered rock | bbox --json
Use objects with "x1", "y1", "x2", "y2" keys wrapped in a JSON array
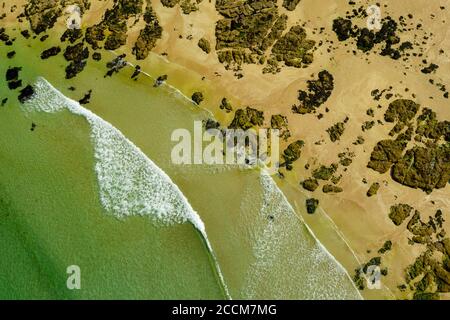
[
  {"x1": 292, "y1": 71, "x2": 334, "y2": 114},
  {"x1": 92, "y1": 52, "x2": 102, "y2": 61},
  {"x1": 327, "y1": 121, "x2": 345, "y2": 142},
  {"x1": 78, "y1": 90, "x2": 92, "y2": 105},
  {"x1": 105, "y1": 54, "x2": 127, "y2": 77},
  {"x1": 421, "y1": 63, "x2": 439, "y2": 74},
  {"x1": 154, "y1": 74, "x2": 168, "y2": 87},
  {"x1": 6, "y1": 67, "x2": 21, "y2": 82},
  {"x1": 63, "y1": 43, "x2": 89, "y2": 61},
  {"x1": 271, "y1": 114, "x2": 290, "y2": 140},
  {"x1": 133, "y1": 5, "x2": 162, "y2": 60},
  {"x1": 214, "y1": 0, "x2": 312, "y2": 72},
  {"x1": 40, "y1": 46, "x2": 61, "y2": 59},
  {"x1": 191, "y1": 92, "x2": 204, "y2": 105},
  {"x1": 198, "y1": 38, "x2": 211, "y2": 54},
  {"x1": 357, "y1": 28, "x2": 375, "y2": 52},
  {"x1": 306, "y1": 198, "x2": 319, "y2": 214},
  {"x1": 388, "y1": 203, "x2": 413, "y2": 226},
  {"x1": 366, "y1": 182, "x2": 380, "y2": 197},
  {"x1": 229, "y1": 107, "x2": 264, "y2": 130},
  {"x1": 60, "y1": 28, "x2": 83, "y2": 43},
  {"x1": 313, "y1": 163, "x2": 338, "y2": 181},
  {"x1": 378, "y1": 240, "x2": 392, "y2": 254},
  {"x1": 7, "y1": 51, "x2": 16, "y2": 59},
  {"x1": 271, "y1": 25, "x2": 315, "y2": 68},
  {"x1": 301, "y1": 178, "x2": 319, "y2": 192},
  {"x1": 415, "y1": 108, "x2": 450, "y2": 142},
  {"x1": 282, "y1": 0, "x2": 301, "y2": 11},
  {"x1": 391, "y1": 144, "x2": 450, "y2": 193},
  {"x1": 18, "y1": 85, "x2": 35, "y2": 103},
  {"x1": 322, "y1": 184, "x2": 343, "y2": 193},
  {"x1": 65, "y1": 60, "x2": 87, "y2": 79},
  {"x1": 24, "y1": 0, "x2": 62, "y2": 34},
  {"x1": 219, "y1": 98, "x2": 233, "y2": 113},
  {"x1": 332, "y1": 18, "x2": 353, "y2": 41},
  {"x1": 282, "y1": 140, "x2": 304, "y2": 166},
  {"x1": 384, "y1": 99, "x2": 420, "y2": 124},
  {"x1": 367, "y1": 139, "x2": 407, "y2": 173}
]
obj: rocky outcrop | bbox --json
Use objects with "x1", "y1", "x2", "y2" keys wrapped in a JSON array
[
  {"x1": 198, "y1": 38, "x2": 211, "y2": 54},
  {"x1": 306, "y1": 198, "x2": 319, "y2": 214},
  {"x1": 292, "y1": 71, "x2": 334, "y2": 114},
  {"x1": 229, "y1": 107, "x2": 264, "y2": 130},
  {"x1": 366, "y1": 182, "x2": 380, "y2": 197},
  {"x1": 40, "y1": 46, "x2": 61, "y2": 59},
  {"x1": 191, "y1": 92, "x2": 204, "y2": 105},
  {"x1": 133, "y1": 5, "x2": 162, "y2": 60},
  {"x1": 388, "y1": 204, "x2": 413, "y2": 226}
]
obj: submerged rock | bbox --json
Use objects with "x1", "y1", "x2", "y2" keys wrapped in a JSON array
[
  {"x1": 18, "y1": 85, "x2": 35, "y2": 103},
  {"x1": 40, "y1": 46, "x2": 61, "y2": 59}
]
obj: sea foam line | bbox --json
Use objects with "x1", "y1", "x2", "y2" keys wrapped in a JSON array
[
  {"x1": 23, "y1": 77, "x2": 231, "y2": 299},
  {"x1": 258, "y1": 170, "x2": 364, "y2": 299}
]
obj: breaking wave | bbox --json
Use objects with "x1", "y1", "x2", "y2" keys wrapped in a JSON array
[
  {"x1": 23, "y1": 77, "x2": 230, "y2": 298},
  {"x1": 241, "y1": 171, "x2": 362, "y2": 300}
]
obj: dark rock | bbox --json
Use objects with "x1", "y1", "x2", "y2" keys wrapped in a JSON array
[
  {"x1": 332, "y1": 18, "x2": 353, "y2": 41},
  {"x1": 219, "y1": 98, "x2": 233, "y2": 113},
  {"x1": 366, "y1": 182, "x2": 380, "y2": 197},
  {"x1": 191, "y1": 92, "x2": 204, "y2": 105},
  {"x1": 92, "y1": 52, "x2": 102, "y2": 61},
  {"x1": 6, "y1": 51, "x2": 16, "y2": 59},
  {"x1": 78, "y1": 90, "x2": 92, "y2": 105},
  {"x1": 198, "y1": 38, "x2": 211, "y2": 54},
  {"x1": 40, "y1": 46, "x2": 61, "y2": 59},
  {"x1": 292, "y1": 71, "x2": 334, "y2": 114},
  {"x1": 313, "y1": 163, "x2": 338, "y2": 181},
  {"x1": 229, "y1": 107, "x2": 264, "y2": 130},
  {"x1": 389, "y1": 203, "x2": 413, "y2": 226},
  {"x1": 6, "y1": 67, "x2": 21, "y2": 82},
  {"x1": 322, "y1": 184, "x2": 343, "y2": 193},
  {"x1": 378, "y1": 240, "x2": 392, "y2": 254},
  {"x1": 306, "y1": 198, "x2": 319, "y2": 214},
  {"x1": 65, "y1": 60, "x2": 87, "y2": 79},
  {"x1": 301, "y1": 178, "x2": 319, "y2": 191},
  {"x1": 8, "y1": 80, "x2": 22, "y2": 90},
  {"x1": 154, "y1": 74, "x2": 168, "y2": 87},
  {"x1": 18, "y1": 85, "x2": 35, "y2": 103}
]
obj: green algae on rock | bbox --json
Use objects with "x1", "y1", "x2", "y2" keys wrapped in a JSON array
[
  {"x1": 388, "y1": 204, "x2": 414, "y2": 226},
  {"x1": 198, "y1": 38, "x2": 211, "y2": 54},
  {"x1": 366, "y1": 182, "x2": 380, "y2": 197},
  {"x1": 292, "y1": 71, "x2": 334, "y2": 114}
]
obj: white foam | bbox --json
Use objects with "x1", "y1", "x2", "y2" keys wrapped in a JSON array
[
  {"x1": 23, "y1": 77, "x2": 230, "y2": 298},
  {"x1": 241, "y1": 171, "x2": 363, "y2": 299}
]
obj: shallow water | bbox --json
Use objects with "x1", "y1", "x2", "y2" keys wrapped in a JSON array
[{"x1": 0, "y1": 28, "x2": 361, "y2": 299}]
